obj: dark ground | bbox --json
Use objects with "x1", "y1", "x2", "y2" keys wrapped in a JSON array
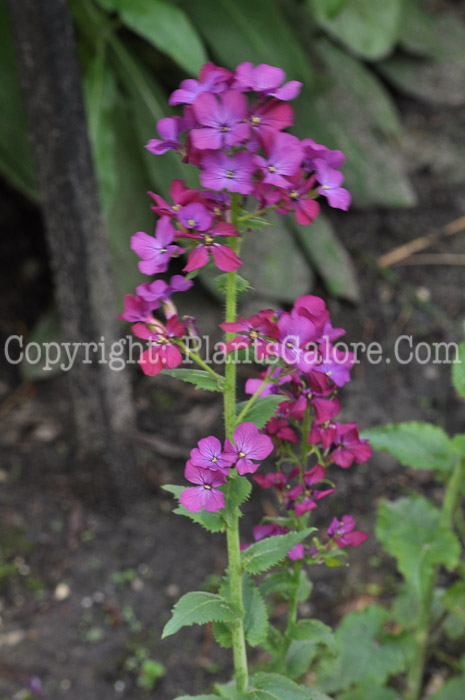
[{"x1": 1, "y1": 92, "x2": 465, "y2": 700}]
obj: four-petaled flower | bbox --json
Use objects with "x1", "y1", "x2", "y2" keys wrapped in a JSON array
[
  {"x1": 131, "y1": 218, "x2": 182, "y2": 276},
  {"x1": 180, "y1": 462, "x2": 227, "y2": 513},
  {"x1": 224, "y1": 422, "x2": 274, "y2": 475}
]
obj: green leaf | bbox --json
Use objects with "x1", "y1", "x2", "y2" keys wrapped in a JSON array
[
  {"x1": 247, "y1": 671, "x2": 319, "y2": 700},
  {"x1": 184, "y1": 0, "x2": 314, "y2": 86},
  {"x1": 317, "y1": 605, "x2": 408, "y2": 693},
  {"x1": 242, "y1": 528, "x2": 314, "y2": 575},
  {"x1": 291, "y1": 214, "x2": 359, "y2": 302},
  {"x1": 162, "y1": 485, "x2": 225, "y2": 533},
  {"x1": 162, "y1": 591, "x2": 236, "y2": 638},
  {"x1": 339, "y1": 682, "x2": 398, "y2": 700},
  {"x1": 235, "y1": 396, "x2": 283, "y2": 430},
  {"x1": 429, "y1": 674, "x2": 465, "y2": 700},
  {"x1": 443, "y1": 582, "x2": 465, "y2": 641},
  {"x1": 362, "y1": 422, "x2": 454, "y2": 477},
  {"x1": 285, "y1": 639, "x2": 319, "y2": 680},
  {"x1": 113, "y1": 0, "x2": 207, "y2": 76},
  {"x1": 162, "y1": 368, "x2": 224, "y2": 392},
  {"x1": 215, "y1": 273, "x2": 252, "y2": 296},
  {"x1": 83, "y1": 52, "x2": 118, "y2": 215},
  {"x1": 291, "y1": 620, "x2": 335, "y2": 650},
  {"x1": 312, "y1": 0, "x2": 403, "y2": 60},
  {"x1": 175, "y1": 696, "x2": 220, "y2": 700},
  {"x1": 0, "y1": 2, "x2": 38, "y2": 201},
  {"x1": 316, "y1": 0, "x2": 347, "y2": 20},
  {"x1": 259, "y1": 569, "x2": 312, "y2": 601},
  {"x1": 376, "y1": 496, "x2": 461, "y2": 599},
  {"x1": 378, "y1": 14, "x2": 465, "y2": 106},
  {"x1": 452, "y1": 341, "x2": 465, "y2": 400},
  {"x1": 214, "y1": 572, "x2": 269, "y2": 648},
  {"x1": 224, "y1": 477, "x2": 252, "y2": 513},
  {"x1": 398, "y1": 0, "x2": 440, "y2": 57}
]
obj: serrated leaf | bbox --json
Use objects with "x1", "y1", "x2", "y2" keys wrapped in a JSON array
[
  {"x1": 162, "y1": 592, "x2": 236, "y2": 638},
  {"x1": 215, "y1": 273, "x2": 252, "y2": 295},
  {"x1": 285, "y1": 639, "x2": 318, "y2": 680},
  {"x1": 248, "y1": 672, "x2": 312, "y2": 700},
  {"x1": 242, "y1": 528, "x2": 314, "y2": 575},
  {"x1": 362, "y1": 422, "x2": 454, "y2": 477},
  {"x1": 376, "y1": 496, "x2": 461, "y2": 599},
  {"x1": 214, "y1": 681, "x2": 239, "y2": 698},
  {"x1": 312, "y1": 0, "x2": 403, "y2": 60},
  {"x1": 429, "y1": 674, "x2": 465, "y2": 700},
  {"x1": 317, "y1": 605, "x2": 408, "y2": 693},
  {"x1": 113, "y1": 0, "x2": 207, "y2": 75},
  {"x1": 452, "y1": 341, "x2": 465, "y2": 400},
  {"x1": 214, "y1": 572, "x2": 269, "y2": 648},
  {"x1": 291, "y1": 620, "x2": 335, "y2": 650},
  {"x1": 235, "y1": 396, "x2": 283, "y2": 430},
  {"x1": 162, "y1": 368, "x2": 224, "y2": 392},
  {"x1": 292, "y1": 214, "x2": 359, "y2": 302},
  {"x1": 162, "y1": 484, "x2": 225, "y2": 533},
  {"x1": 259, "y1": 570, "x2": 312, "y2": 602},
  {"x1": 224, "y1": 477, "x2": 252, "y2": 513}
]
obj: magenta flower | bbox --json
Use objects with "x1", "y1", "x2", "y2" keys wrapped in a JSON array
[
  {"x1": 314, "y1": 159, "x2": 351, "y2": 211},
  {"x1": 130, "y1": 218, "x2": 183, "y2": 276},
  {"x1": 118, "y1": 294, "x2": 158, "y2": 323},
  {"x1": 327, "y1": 515, "x2": 368, "y2": 548},
  {"x1": 316, "y1": 342, "x2": 354, "y2": 388},
  {"x1": 149, "y1": 179, "x2": 203, "y2": 218},
  {"x1": 200, "y1": 151, "x2": 255, "y2": 195},
  {"x1": 224, "y1": 422, "x2": 273, "y2": 475},
  {"x1": 273, "y1": 312, "x2": 320, "y2": 372},
  {"x1": 253, "y1": 471, "x2": 287, "y2": 490},
  {"x1": 131, "y1": 316, "x2": 185, "y2": 376},
  {"x1": 253, "y1": 523, "x2": 285, "y2": 541},
  {"x1": 302, "y1": 138, "x2": 345, "y2": 172},
  {"x1": 183, "y1": 223, "x2": 242, "y2": 273},
  {"x1": 136, "y1": 275, "x2": 193, "y2": 304},
  {"x1": 169, "y1": 62, "x2": 231, "y2": 105},
  {"x1": 331, "y1": 423, "x2": 372, "y2": 468},
  {"x1": 146, "y1": 117, "x2": 183, "y2": 155},
  {"x1": 180, "y1": 462, "x2": 226, "y2": 513},
  {"x1": 265, "y1": 417, "x2": 299, "y2": 444},
  {"x1": 220, "y1": 310, "x2": 278, "y2": 357},
  {"x1": 191, "y1": 90, "x2": 250, "y2": 150},
  {"x1": 277, "y1": 170, "x2": 320, "y2": 226},
  {"x1": 234, "y1": 62, "x2": 302, "y2": 100},
  {"x1": 254, "y1": 133, "x2": 303, "y2": 188},
  {"x1": 189, "y1": 435, "x2": 236, "y2": 475},
  {"x1": 312, "y1": 397, "x2": 341, "y2": 425},
  {"x1": 308, "y1": 421, "x2": 337, "y2": 451},
  {"x1": 293, "y1": 294, "x2": 330, "y2": 339},
  {"x1": 248, "y1": 99, "x2": 294, "y2": 138},
  {"x1": 176, "y1": 202, "x2": 213, "y2": 232}
]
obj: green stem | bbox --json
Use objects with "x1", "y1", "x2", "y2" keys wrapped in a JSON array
[
  {"x1": 406, "y1": 457, "x2": 465, "y2": 700},
  {"x1": 235, "y1": 374, "x2": 271, "y2": 426},
  {"x1": 238, "y1": 204, "x2": 278, "y2": 224},
  {"x1": 223, "y1": 193, "x2": 249, "y2": 694},
  {"x1": 177, "y1": 340, "x2": 224, "y2": 385}
]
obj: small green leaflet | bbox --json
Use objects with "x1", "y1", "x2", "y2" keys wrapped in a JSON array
[
  {"x1": 291, "y1": 619, "x2": 335, "y2": 650},
  {"x1": 224, "y1": 477, "x2": 252, "y2": 514},
  {"x1": 242, "y1": 528, "x2": 315, "y2": 574},
  {"x1": 215, "y1": 273, "x2": 252, "y2": 295},
  {"x1": 162, "y1": 485, "x2": 225, "y2": 533},
  {"x1": 162, "y1": 368, "x2": 224, "y2": 392},
  {"x1": 452, "y1": 340, "x2": 465, "y2": 400},
  {"x1": 236, "y1": 395, "x2": 283, "y2": 429},
  {"x1": 214, "y1": 572, "x2": 269, "y2": 648},
  {"x1": 362, "y1": 422, "x2": 454, "y2": 477},
  {"x1": 162, "y1": 591, "x2": 236, "y2": 638}
]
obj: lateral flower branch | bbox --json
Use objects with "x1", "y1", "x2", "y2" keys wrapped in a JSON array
[{"x1": 119, "y1": 61, "x2": 371, "y2": 698}]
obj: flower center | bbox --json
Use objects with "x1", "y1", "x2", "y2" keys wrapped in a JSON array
[
  {"x1": 322, "y1": 185, "x2": 329, "y2": 190},
  {"x1": 221, "y1": 125, "x2": 229, "y2": 132},
  {"x1": 249, "y1": 329, "x2": 258, "y2": 340},
  {"x1": 286, "y1": 341, "x2": 294, "y2": 349},
  {"x1": 251, "y1": 116, "x2": 261, "y2": 125},
  {"x1": 172, "y1": 204, "x2": 181, "y2": 212},
  {"x1": 204, "y1": 234, "x2": 214, "y2": 246},
  {"x1": 226, "y1": 170, "x2": 235, "y2": 178},
  {"x1": 157, "y1": 337, "x2": 169, "y2": 345},
  {"x1": 290, "y1": 190, "x2": 299, "y2": 198},
  {"x1": 159, "y1": 247, "x2": 167, "y2": 253},
  {"x1": 238, "y1": 451, "x2": 246, "y2": 458},
  {"x1": 214, "y1": 207, "x2": 221, "y2": 216},
  {"x1": 267, "y1": 165, "x2": 276, "y2": 173},
  {"x1": 211, "y1": 456, "x2": 218, "y2": 463},
  {"x1": 187, "y1": 219, "x2": 196, "y2": 226},
  {"x1": 204, "y1": 483, "x2": 212, "y2": 490}
]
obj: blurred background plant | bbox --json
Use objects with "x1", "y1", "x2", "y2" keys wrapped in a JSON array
[{"x1": 2, "y1": 0, "x2": 465, "y2": 340}]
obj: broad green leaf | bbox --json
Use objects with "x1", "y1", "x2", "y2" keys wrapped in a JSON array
[
  {"x1": 452, "y1": 341, "x2": 465, "y2": 400},
  {"x1": 247, "y1": 671, "x2": 319, "y2": 700},
  {"x1": 162, "y1": 485, "x2": 225, "y2": 533},
  {"x1": 83, "y1": 52, "x2": 118, "y2": 214},
  {"x1": 224, "y1": 477, "x2": 252, "y2": 513},
  {"x1": 429, "y1": 674, "x2": 465, "y2": 700},
  {"x1": 0, "y1": 2, "x2": 38, "y2": 201},
  {"x1": 316, "y1": 0, "x2": 347, "y2": 20},
  {"x1": 162, "y1": 368, "x2": 224, "y2": 392},
  {"x1": 317, "y1": 605, "x2": 408, "y2": 693},
  {"x1": 451, "y1": 434, "x2": 465, "y2": 457},
  {"x1": 312, "y1": 0, "x2": 402, "y2": 60},
  {"x1": 442, "y1": 582, "x2": 465, "y2": 641},
  {"x1": 113, "y1": 0, "x2": 207, "y2": 76},
  {"x1": 291, "y1": 214, "x2": 359, "y2": 302},
  {"x1": 175, "y1": 696, "x2": 220, "y2": 700},
  {"x1": 391, "y1": 586, "x2": 420, "y2": 629},
  {"x1": 376, "y1": 496, "x2": 461, "y2": 599},
  {"x1": 297, "y1": 40, "x2": 414, "y2": 208},
  {"x1": 242, "y1": 528, "x2": 314, "y2": 575},
  {"x1": 291, "y1": 620, "x2": 335, "y2": 651},
  {"x1": 285, "y1": 638, "x2": 319, "y2": 680},
  {"x1": 378, "y1": 14, "x2": 465, "y2": 106},
  {"x1": 235, "y1": 396, "x2": 283, "y2": 430},
  {"x1": 339, "y1": 682, "x2": 398, "y2": 700},
  {"x1": 184, "y1": 0, "x2": 314, "y2": 85},
  {"x1": 362, "y1": 422, "x2": 454, "y2": 477},
  {"x1": 214, "y1": 681, "x2": 239, "y2": 698},
  {"x1": 398, "y1": 0, "x2": 440, "y2": 57},
  {"x1": 162, "y1": 591, "x2": 236, "y2": 638},
  {"x1": 214, "y1": 572, "x2": 269, "y2": 648},
  {"x1": 259, "y1": 569, "x2": 312, "y2": 601}
]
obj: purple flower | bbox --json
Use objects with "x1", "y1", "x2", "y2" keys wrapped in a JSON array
[
  {"x1": 331, "y1": 424, "x2": 372, "y2": 468},
  {"x1": 314, "y1": 159, "x2": 351, "y2": 211},
  {"x1": 302, "y1": 138, "x2": 345, "y2": 172},
  {"x1": 130, "y1": 218, "x2": 183, "y2": 276},
  {"x1": 316, "y1": 342, "x2": 354, "y2": 388},
  {"x1": 176, "y1": 202, "x2": 213, "y2": 232},
  {"x1": 327, "y1": 515, "x2": 368, "y2": 548},
  {"x1": 183, "y1": 223, "x2": 242, "y2": 273},
  {"x1": 180, "y1": 461, "x2": 227, "y2": 513},
  {"x1": 189, "y1": 436, "x2": 236, "y2": 475},
  {"x1": 234, "y1": 62, "x2": 302, "y2": 100},
  {"x1": 248, "y1": 100, "x2": 294, "y2": 139},
  {"x1": 200, "y1": 151, "x2": 255, "y2": 195},
  {"x1": 146, "y1": 117, "x2": 183, "y2": 155},
  {"x1": 169, "y1": 62, "x2": 231, "y2": 105},
  {"x1": 118, "y1": 294, "x2": 159, "y2": 323},
  {"x1": 254, "y1": 133, "x2": 303, "y2": 188},
  {"x1": 224, "y1": 422, "x2": 274, "y2": 475},
  {"x1": 149, "y1": 179, "x2": 203, "y2": 218},
  {"x1": 191, "y1": 90, "x2": 250, "y2": 150},
  {"x1": 273, "y1": 312, "x2": 320, "y2": 372},
  {"x1": 131, "y1": 316, "x2": 186, "y2": 376},
  {"x1": 136, "y1": 275, "x2": 193, "y2": 304}
]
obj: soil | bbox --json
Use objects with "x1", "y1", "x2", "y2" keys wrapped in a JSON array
[{"x1": 1, "y1": 91, "x2": 465, "y2": 699}]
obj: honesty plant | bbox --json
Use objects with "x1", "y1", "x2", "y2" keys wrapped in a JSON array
[{"x1": 120, "y1": 60, "x2": 370, "y2": 699}]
